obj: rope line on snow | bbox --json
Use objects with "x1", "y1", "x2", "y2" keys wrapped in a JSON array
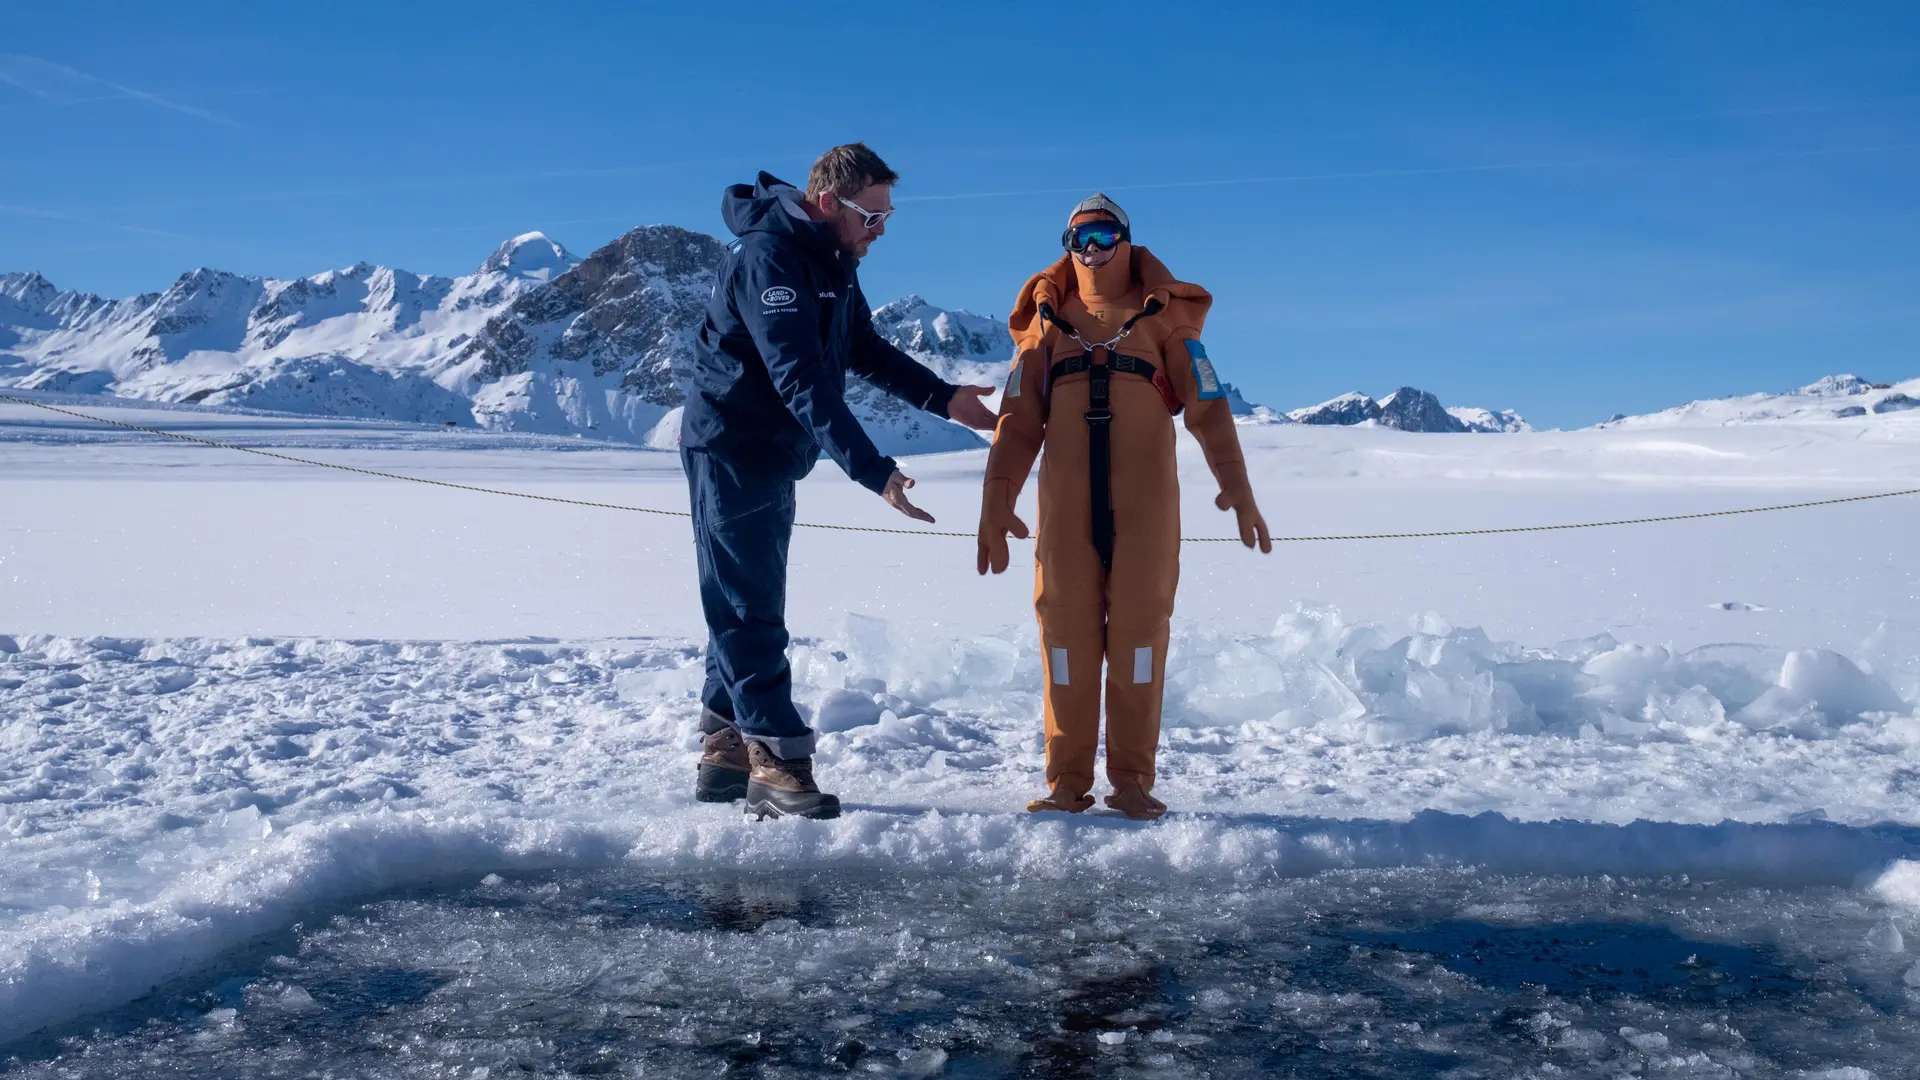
[{"x1": 6, "y1": 393, "x2": 1918, "y2": 543}]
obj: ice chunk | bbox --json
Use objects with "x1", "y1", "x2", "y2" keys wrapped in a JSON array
[
  {"x1": 1165, "y1": 630, "x2": 1363, "y2": 730},
  {"x1": 898, "y1": 1048, "x2": 949, "y2": 1076},
  {"x1": 842, "y1": 613, "x2": 1024, "y2": 705},
  {"x1": 1270, "y1": 601, "x2": 1349, "y2": 663},
  {"x1": 1583, "y1": 644, "x2": 1672, "y2": 687},
  {"x1": 788, "y1": 642, "x2": 850, "y2": 692},
  {"x1": 1779, "y1": 649, "x2": 1908, "y2": 719},
  {"x1": 1554, "y1": 632, "x2": 1622, "y2": 663},
  {"x1": 1679, "y1": 643, "x2": 1787, "y2": 712},
  {"x1": 1492, "y1": 659, "x2": 1591, "y2": 731},
  {"x1": 1866, "y1": 921, "x2": 1905, "y2": 953},
  {"x1": 1733, "y1": 686, "x2": 1826, "y2": 735},
  {"x1": 813, "y1": 689, "x2": 882, "y2": 733},
  {"x1": 611, "y1": 663, "x2": 701, "y2": 703},
  {"x1": 1268, "y1": 658, "x2": 1367, "y2": 730},
  {"x1": 1368, "y1": 668, "x2": 1539, "y2": 741},
  {"x1": 1620, "y1": 1027, "x2": 1670, "y2": 1052},
  {"x1": 1872, "y1": 860, "x2": 1920, "y2": 909},
  {"x1": 1645, "y1": 686, "x2": 1726, "y2": 730}
]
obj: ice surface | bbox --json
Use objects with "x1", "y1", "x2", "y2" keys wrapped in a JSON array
[{"x1": 11, "y1": 868, "x2": 1920, "y2": 1077}]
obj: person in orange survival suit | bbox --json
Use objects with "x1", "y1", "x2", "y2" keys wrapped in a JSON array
[{"x1": 977, "y1": 194, "x2": 1273, "y2": 820}]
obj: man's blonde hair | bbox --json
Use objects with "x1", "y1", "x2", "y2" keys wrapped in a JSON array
[{"x1": 806, "y1": 142, "x2": 899, "y2": 200}]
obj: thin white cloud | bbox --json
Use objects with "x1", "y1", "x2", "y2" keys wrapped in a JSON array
[
  {"x1": 0, "y1": 202, "x2": 201, "y2": 241},
  {"x1": 0, "y1": 53, "x2": 239, "y2": 128}
]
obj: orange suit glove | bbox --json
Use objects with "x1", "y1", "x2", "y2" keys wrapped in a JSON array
[
  {"x1": 1214, "y1": 470, "x2": 1273, "y2": 554},
  {"x1": 977, "y1": 478, "x2": 1031, "y2": 574}
]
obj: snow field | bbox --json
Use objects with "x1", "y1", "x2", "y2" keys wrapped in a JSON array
[
  {"x1": 4, "y1": 392, "x2": 1920, "y2": 1053},
  {"x1": 4, "y1": 604, "x2": 1920, "y2": 1047}
]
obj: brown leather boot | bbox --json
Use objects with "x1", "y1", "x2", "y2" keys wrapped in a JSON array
[
  {"x1": 744, "y1": 742, "x2": 840, "y2": 820},
  {"x1": 1104, "y1": 778, "x2": 1168, "y2": 821},
  {"x1": 1026, "y1": 784, "x2": 1095, "y2": 814},
  {"x1": 695, "y1": 724, "x2": 750, "y2": 803}
]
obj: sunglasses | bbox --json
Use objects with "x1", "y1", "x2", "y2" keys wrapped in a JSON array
[
  {"x1": 1063, "y1": 220, "x2": 1129, "y2": 252},
  {"x1": 838, "y1": 197, "x2": 896, "y2": 230}
]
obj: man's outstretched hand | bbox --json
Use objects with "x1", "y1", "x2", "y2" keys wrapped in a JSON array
[
  {"x1": 882, "y1": 470, "x2": 935, "y2": 523},
  {"x1": 947, "y1": 385, "x2": 998, "y2": 431}
]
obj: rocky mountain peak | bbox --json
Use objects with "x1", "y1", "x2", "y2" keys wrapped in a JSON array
[
  {"x1": 1, "y1": 271, "x2": 60, "y2": 306},
  {"x1": 1378, "y1": 387, "x2": 1470, "y2": 433},
  {"x1": 871, "y1": 295, "x2": 1008, "y2": 365}
]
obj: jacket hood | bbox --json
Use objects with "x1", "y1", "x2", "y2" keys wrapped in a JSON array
[
  {"x1": 1007, "y1": 246, "x2": 1211, "y2": 349},
  {"x1": 720, "y1": 171, "x2": 840, "y2": 259}
]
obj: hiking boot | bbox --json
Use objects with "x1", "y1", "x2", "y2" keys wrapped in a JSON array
[
  {"x1": 1025, "y1": 784, "x2": 1095, "y2": 814},
  {"x1": 695, "y1": 724, "x2": 750, "y2": 803},
  {"x1": 744, "y1": 742, "x2": 840, "y2": 820},
  {"x1": 1104, "y1": 778, "x2": 1167, "y2": 821}
]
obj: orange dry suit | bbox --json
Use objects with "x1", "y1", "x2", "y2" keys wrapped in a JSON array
[{"x1": 978, "y1": 243, "x2": 1268, "y2": 802}]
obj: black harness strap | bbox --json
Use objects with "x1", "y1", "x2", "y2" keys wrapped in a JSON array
[
  {"x1": 1033, "y1": 299, "x2": 1168, "y2": 575},
  {"x1": 1046, "y1": 352, "x2": 1159, "y2": 385},
  {"x1": 1086, "y1": 350, "x2": 1115, "y2": 572}
]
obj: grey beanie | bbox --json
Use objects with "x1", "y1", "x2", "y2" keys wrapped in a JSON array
[{"x1": 1068, "y1": 193, "x2": 1129, "y2": 229}]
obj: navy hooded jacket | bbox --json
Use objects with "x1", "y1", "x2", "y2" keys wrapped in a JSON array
[{"x1": 682, "y1": 171, "x2": 957, "y2": 493}]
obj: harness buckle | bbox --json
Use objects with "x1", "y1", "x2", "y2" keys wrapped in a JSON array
[{"x1": 1084, "y1": 407, "x2": 1113, "y2": 423}]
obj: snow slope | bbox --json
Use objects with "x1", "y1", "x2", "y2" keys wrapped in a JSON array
[{"x1": 1597, "y1": 373, "x2": 1920, "y2": 428}]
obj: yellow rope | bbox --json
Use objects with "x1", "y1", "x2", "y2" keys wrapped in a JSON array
[{"x1": 5, "y1": 394, "x2": 1916, "y2": 543}]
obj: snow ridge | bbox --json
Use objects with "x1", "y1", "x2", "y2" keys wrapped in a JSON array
[{"x1": 1596, "y1": 374, "x2": 1920, "y2": 429}]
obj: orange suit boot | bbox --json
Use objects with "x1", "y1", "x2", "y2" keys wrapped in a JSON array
[{"x1": 977, "y1": 194, "x2": 1273, "y2": 820}]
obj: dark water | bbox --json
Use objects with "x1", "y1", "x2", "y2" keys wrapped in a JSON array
[{"x1": 7, "y1": 867, "x2": 1920, "y2": 1078}]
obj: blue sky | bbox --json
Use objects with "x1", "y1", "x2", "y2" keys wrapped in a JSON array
[{"x1": 3, "y1": 1, "x2": 1916, "y2": 428}]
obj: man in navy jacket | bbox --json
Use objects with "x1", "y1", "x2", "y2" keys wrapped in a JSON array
[{"x1": 683, "y1": 143, "x2": 997, "y2": 819}]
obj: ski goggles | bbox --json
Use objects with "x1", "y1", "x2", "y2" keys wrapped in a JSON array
[
  {"x1": 1062, "y1": 219, "x2": 1129, "y2": 252},
  {"x1": 838, "y1": 197, "x2": 896, "y2": 230}
]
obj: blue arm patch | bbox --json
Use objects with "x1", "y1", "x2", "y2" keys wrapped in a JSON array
[{"x1": 1186, "y1": 340, "x2": 1226, "y2": 401}]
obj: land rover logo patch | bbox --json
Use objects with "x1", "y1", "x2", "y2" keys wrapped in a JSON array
[{"x1": 761, "y1": 286, "x2": 796, "y2": 306}]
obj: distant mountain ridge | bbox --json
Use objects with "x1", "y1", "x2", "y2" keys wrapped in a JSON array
[
  {"x1": 8, "y1": 230, "x2": 1909, "y2": 445},
  {"x1": 1287, "y1": 387, "x2": 1532, "y2": 433},
  {"x1": 1593, "y1": 374, "x2": 1920, "y2": 429},
  {"x1": 0, "y1": 230, "x2": 998, "y2": 455}
]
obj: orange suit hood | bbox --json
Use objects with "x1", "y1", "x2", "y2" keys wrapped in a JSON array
[{"x1": 1008, "y1": 246, "x2": 1212, "y2": 350}]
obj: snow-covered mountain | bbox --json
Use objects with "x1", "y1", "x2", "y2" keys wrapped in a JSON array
[
  {"x1": 0, "y1": 230, "x2": 1008, "y2": 455},
  {"x1": 25, "y1": 232, "x2": 1907, "y2": 446},
  {"x1": 1287, "y1": 386, "x2": 1530, "y2": 433},
  {"x1": 1594, "y1": 374, "x2": 1920, "y2": 429},
  {"x1": 0, "y1": 233, "x2": 576, "y2": 423},
  {"x1": 1447, "y1": 406, "x2": 1533, "y2": 433}
]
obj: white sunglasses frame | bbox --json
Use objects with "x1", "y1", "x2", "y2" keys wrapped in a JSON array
[{"x1": 838, "y1": 196, "x2": 896, "y2": 230}]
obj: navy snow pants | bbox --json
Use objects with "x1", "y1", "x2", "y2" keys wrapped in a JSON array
[{"x1": 682, "y1": 446, "x2": 816, "y2": 758}]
